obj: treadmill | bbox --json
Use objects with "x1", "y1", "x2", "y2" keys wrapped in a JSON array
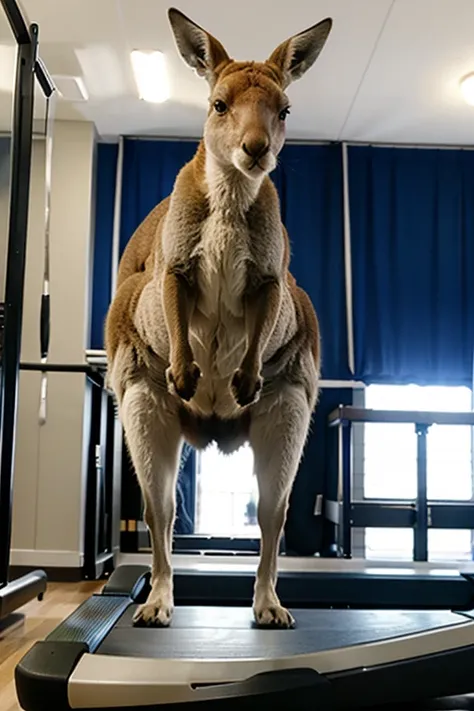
[{"x1": 15, "y1": 561, "x2": 474, "y2": 711}]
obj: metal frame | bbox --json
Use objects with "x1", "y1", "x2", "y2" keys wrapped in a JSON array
[
  {"x1": 83, "y1": 375, "x2": 118, "y2": 580},
  {"x1": 0, "y1": 0, "x2": 55, "y2": 617},
  {"x1": 327, "y1": 406, "x2": 474, "y2": 560}
]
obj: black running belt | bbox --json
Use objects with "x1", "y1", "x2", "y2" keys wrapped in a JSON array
[{"x1": 96, "y1": 606, "x2": 466, "y2": 659}]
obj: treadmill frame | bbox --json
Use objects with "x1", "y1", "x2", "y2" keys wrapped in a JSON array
[{"x1": 15, "y1": 564, "x2": 474, "y2": 711}]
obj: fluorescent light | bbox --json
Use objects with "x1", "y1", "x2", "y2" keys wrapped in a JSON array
[
  {"x1": 460, "y1": 73, "x2": 474, "y2": 106},
  {"x1": 53, "y1": 75, "x2": 89, "y2": 102},
  {"x1": 130, "y1": 50, "x2": 170, "y2": 103}
]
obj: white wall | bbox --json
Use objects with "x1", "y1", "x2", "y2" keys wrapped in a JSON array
[{"x1": 10, "y1": 120, "x2": 97, "y2": 570}]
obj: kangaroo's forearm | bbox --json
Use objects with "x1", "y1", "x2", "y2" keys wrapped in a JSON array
[
  {"x1": 162, "y1": 269, "x2": 195, "y2": 363},
  {"x1": 242, "y1": 278, "x2": 281, "y2": 369}
]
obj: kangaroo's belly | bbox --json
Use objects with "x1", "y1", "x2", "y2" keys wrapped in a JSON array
[
  {"x1": 188, "y1": 221, "x2": 249, "y2": 419},
  {"x1": 190, "y1": 311, "x2": 246, "y2": 418}
]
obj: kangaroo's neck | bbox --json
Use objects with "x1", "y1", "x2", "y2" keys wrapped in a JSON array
[{"x1": 194, "y1": 141, "x2": 264, "y2": 216}]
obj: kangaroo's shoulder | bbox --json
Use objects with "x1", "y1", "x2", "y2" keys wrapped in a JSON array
[{"x1": 116, "y1": 196, "x2": 171, "y2": 288}]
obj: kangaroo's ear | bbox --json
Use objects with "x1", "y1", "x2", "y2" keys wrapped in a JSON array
[
  {"x1": 168, "y1": 8, "x2": 231, "y2": 86},
  {"x1": 267, "y1": 17, "x2": 332, "y2": 88}
]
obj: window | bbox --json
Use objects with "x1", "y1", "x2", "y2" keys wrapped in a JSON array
[
  {"x1": 361, "y1": 384, "x2": 474, "y2": 561},
  {"x1": 194, "y1": 443, "x2": 259, "y2": 537},
  {"x1": 192, "y1": 383, "x2": 474, "y2": 561}
]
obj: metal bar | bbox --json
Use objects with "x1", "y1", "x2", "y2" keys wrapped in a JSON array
[
  {"x1": 329, "y1": 500, "x2": 474, "y2": 530},
  {"x1": 20, "y1": 362, "x2": 91, "y2": 372},
  {"x1": 38, "y1": 88, "x2": 56, "y2": 425},
  {"x1": 429, "y1": 502, "x2": 474, "y2": 530},
  {"x1": 335, "y1": 423, "x2": 352, "y2": 557},
  {"x1": 329, "y1": 406, "x2": 474, "y2": 427},
  {"x1": 98, "y1": 389, "x2": 110, "y2": 556},
  {"x1": 350, "y1": 501, "x2": 416, "y2": 528},
  {"x1": 341, "y1": 143, "x2": 355, "y2": 375},
  {"x1": 122, "y1": 134, "x2": 333, "y2": 146},
  {"x1": 341, "y1": 422, "x2": 352, "y2": 557},
  {"x1": 110, "y1": 136, "x2": 123, "y2": 297},
  {"x1": 110, "y1": 407, "x2": 123, "y2": 561},
  {"x1": 342, "y1": 140, "x2": 474, "y2": 151},
  {"x1": 414, "y1": 424, "x2": 429, "y2": 561},
  {"x1": 335, "y1": 424, "x2": 344, "y2": 555},
  {"x1": 122, "y1": 134, "x2": 474, "y2": 152},
  {"x1": 0, "y1": 24, "x2": 37, "y2": 585},
  {"x1": 83, "y1": 382, "x2": 102, "y2": 580},
  {"x1": 172, "y1": 535, "x2": 262, "y2": 553},
  {"x1": 34, "y1": 57, "x2": 54, "y2": 98},
  {"x1": 0, "y1": 570, "x2": 46, "y2": 619},
  {"x1": 0, "y1": 0, "x2": 30, "y2": 44}
]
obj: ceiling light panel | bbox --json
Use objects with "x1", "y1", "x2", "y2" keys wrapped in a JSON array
[{"x1": 130, "y1": 50, "x2": 170, "y2": 103}]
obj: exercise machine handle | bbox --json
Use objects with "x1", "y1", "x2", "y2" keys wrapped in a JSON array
[{"x1": 40, "y1": 293, "x2": 50, "y2": 359}]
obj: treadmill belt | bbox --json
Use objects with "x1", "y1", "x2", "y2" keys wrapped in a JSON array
[{"x1": 97, "y1": 606, "x2": 467, "y2": 660}]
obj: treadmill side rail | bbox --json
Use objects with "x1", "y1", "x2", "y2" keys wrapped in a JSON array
[
  {"x1": 101, "y1": 564, "x2": 151, "y2": 602},
  {"x1": 15, "y1": 641, "x2": 87, "y2": 711},
  {"x1": 46, "y1": 594, "x2": 132, "y2": 653}
]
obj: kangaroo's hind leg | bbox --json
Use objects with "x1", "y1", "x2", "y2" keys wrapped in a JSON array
[
  {"x1": 250, "y1": 380, "x2": 313, "y2": 628},
  {"x1": 120, "y1": 377, "x2": 182, "y2": 627}
]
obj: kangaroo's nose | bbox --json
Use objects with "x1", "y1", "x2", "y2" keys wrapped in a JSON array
[{"x1": 242, "y1": 137, "x2": 269, "y2": 160}]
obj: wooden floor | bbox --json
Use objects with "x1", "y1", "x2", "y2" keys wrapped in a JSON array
[{"x1": 0, "y1": 581, "x2": 102, "y2": 711}]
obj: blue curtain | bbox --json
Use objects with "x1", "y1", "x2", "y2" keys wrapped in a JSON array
[
  {"x1": 90, "y1": 143, "x2": 118, "y2": 349},
  {"x1": 349, "y1": 145, "x2": 474, "y2": 387},
  {"x1": 119, "y1": 138, "x2": 198, "y2": 256},
  {"x1": 270, "y1": 143, "x2": 349, "y2": 553},
  {"x1": 273, "y1": 143, "x2": 349, "y2": 380}
]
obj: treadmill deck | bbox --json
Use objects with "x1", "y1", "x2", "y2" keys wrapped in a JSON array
[{"x1": 97, "y1": 605, "x2": 470, "y2": 659}]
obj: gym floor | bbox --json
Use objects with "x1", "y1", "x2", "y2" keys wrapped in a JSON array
[{"x1": 0, "y1": 581, "x2": 102, "y2": 711}]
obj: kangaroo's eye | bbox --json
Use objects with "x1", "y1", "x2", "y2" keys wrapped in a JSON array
[
  {"x1": 214, "y1": 100, "x2": 228, "y2": 114},
  {"x1": 279, "y1": 107, "x2": 290, "y2": 121}
]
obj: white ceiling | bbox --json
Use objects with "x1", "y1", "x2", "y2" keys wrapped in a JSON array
[{"x1": 1, "y1": 0, "x2": 474, "y2": 145}]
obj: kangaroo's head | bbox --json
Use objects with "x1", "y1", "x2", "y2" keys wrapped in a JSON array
[{"x1": 168, "y1": 8, "x2": 332, "y2": 181}]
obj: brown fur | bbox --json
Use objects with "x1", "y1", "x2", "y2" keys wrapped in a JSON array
[{"x1": 105, "y1": 7, "x2": 332, "y2": 628}]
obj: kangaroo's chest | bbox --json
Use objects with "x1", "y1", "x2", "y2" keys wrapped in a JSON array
[
  {"x1": 189, "y1": 209, "x2": 251, "y2": 380},
  {"x1": 195, "y1": 210, "x2": 250, "y2": 319}
]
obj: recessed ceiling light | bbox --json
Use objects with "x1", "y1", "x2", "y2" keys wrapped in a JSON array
[
  {"x1": 130, "y1": 50, "x2": 170, "y2": 104},
  {"x1": 460, "y1": 73, "x2": 474, "y2": 106}
]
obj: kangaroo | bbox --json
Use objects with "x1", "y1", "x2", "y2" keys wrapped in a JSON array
[{"x1": 105, "y1": 7, "x2": 332, "y2": 628}]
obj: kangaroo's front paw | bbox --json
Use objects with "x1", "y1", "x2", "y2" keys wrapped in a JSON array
[
  {"x1": 231, "y1": 368, "x2": 263, "y2": 407},
  {"x1": 166, "y1": 361, "x2": 201, "y2": 401}
]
